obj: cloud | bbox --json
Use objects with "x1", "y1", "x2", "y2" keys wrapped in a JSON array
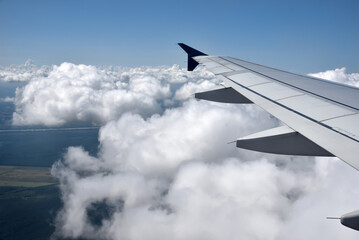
[
  {"x1": 3, "y1": 60, "x2": 359, "y2": 239},
  {"x1": 101, "y1": 159, "x2": 311, "y2": 240},
  {"x1": 52, "y1": 100, "x2": 298, "y2": 240},
  {"x1": 0, "y1": 96, "x2": 14, "y2": 102},
  {"x1": 11, "y1": 63, "x2": 218, "y2": 126},
  {"x1": 0, "y1": 59, "x2": 51, "y2": 82},
  {"x1": 52, "y1": 129, "x2": 359, "y2": 240},
  {"x1": 309, "y1": 67, "x2": 359, "y2": 87},
  {"x1": 277, "y1": 158, "x2": 359, "y2": 240},
  {"x1": 9, "y1": 61, "x2": 359, "y2": 127}
]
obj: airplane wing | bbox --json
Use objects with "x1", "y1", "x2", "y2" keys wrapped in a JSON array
[{"x1": 178, "y1": 43, "x2": 359, "y2": 171}]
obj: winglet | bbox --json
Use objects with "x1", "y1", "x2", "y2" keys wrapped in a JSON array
[{"x1": 178, "y1": 43, "x2": 207, "y2": 71}]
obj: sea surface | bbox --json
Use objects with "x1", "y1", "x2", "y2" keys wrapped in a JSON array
[
  {"x1": 0, "y1": 82, "x2": 100, "y2": 167},
  {"x1": 0, "y1": 81, "x2": 100, "y2": 239}
]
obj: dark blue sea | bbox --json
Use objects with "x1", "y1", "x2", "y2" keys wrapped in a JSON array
[
  {"x1": 0, "y1": 81, "x2": 99, "y2": 167},
  {"x1": 0, "y1": 81, "x2": 99, "y2": 240}
]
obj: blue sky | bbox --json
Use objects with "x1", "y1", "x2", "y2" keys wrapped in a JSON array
[{"x1": 0, "y1": 0, "x2": 358, "y2": 73}]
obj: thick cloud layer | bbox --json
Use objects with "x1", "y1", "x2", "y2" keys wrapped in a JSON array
[
  {"x1": 11, "y1": 62, "x2": 217, "y2": 126},
  {"x1": 9, "y1": 61, "x2": 359, "y2": 127},
  {"x1": 51, "y1": 99, "x2": 359, "y2": 240},
  {"x1": 51, "y1": 101, "x2": 295, "y2": 240},
  {"x1": 2, "y1": 61, "x2": 359, "y2": 239}
]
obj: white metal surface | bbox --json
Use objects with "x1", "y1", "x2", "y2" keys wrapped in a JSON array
[
  {"x1": 278, "y1": 95, "x2": 354, "y2": 121},
  {"x1": 238, "y1": 125, "x2": 295, "y2": 140},
  {"x1": 250, "y1": 82, "x2": 303, "y2": 100},
  {"x1": 323, "y1": 114, "x2": 359, "y2": 140},
  {"x1": 228, "y1": 72, "x2": 270, "y2": 87},
  {"x1": 210, "y1": 66, "x2": 233, "y2": 74},
  {"x1": 196, "y1": 55, "x2": 359, "y2": 170}
]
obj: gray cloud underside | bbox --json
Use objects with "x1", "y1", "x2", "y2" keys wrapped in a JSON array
[{"x1": 3, "y1": 61, "x2": 359, "y2": 239}]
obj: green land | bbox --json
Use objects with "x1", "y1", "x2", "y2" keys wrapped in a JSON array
[{"x1": 0, "y1": 165, "x2": 57, "y2": 187}]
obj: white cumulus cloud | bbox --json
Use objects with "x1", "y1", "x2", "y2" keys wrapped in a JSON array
[
  {"x1": 51, "y1": 100, "x2": 307, "y2": 240},
  {"x1": 12, "y1": 63, "x2": 217, "y2": 126},
  {"x1": 51, "y1": 95, "x2": 359, "y2": 240},
  {"x1": 2, "y1": 60, "x2": 359, "y2": 239},
  {"x1": 0, "y1": 59, "x2": 51, "y2": 82},
  {"x1": 309, "y1": 67, "x2": 359, "y2": 87}
]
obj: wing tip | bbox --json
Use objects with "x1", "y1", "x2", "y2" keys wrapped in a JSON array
[
  {"x1": 178, "y1": 43, "x2": 207, "y2": 71},
  {"x1": 177, "y1": 43, "x2": 207, "y2": 57}
]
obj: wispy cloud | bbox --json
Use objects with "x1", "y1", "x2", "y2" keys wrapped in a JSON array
[
  {"x1": 0, "y1": 59, "x2": 51, "y2": 82},
  {"x1": 0, "y1": 96, "x2": 14, "y2": 102}
]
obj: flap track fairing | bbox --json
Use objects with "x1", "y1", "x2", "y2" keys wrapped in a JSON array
[
  {"x1": 236, "y1": 126, "x2": 334, "y2": 156},
  {"x1": 195, "y1": 87, "x2": 253, "y2": 104}
]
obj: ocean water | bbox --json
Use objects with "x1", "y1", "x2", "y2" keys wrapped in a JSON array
[
  {"x1": 0, "y1": 81, "x2": 100, "y2": 240},
  {"x1": 0, "y1": 82, "x2": 100, "y2": 167}
]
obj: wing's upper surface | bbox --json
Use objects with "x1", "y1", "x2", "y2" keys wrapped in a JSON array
[{"x1": 179, "y1": 43, "x2": 359, "y2": 171}]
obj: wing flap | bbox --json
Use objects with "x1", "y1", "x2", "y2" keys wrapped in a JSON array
[
  {"x1": 278, "y1": 95, "x2": 355, "y2": 122},
  {"x1": 228, "y1": 72, "x2": 270, "y2": 86},
  {"x1": 323, "y1": 114, "x2": 359, "y2": 140},
  {"x1": 195, "y1": 87, "x2": 252, "y2": 104},
  {"x1": 210, "y1": 66, "x2": 233, "y2": 74},
  {"x1": 250, "y1": 82, "x2": 303, "y2": 100},
  {"x1": 237, "y1": 126, "x2": 333, "y2": 156}
]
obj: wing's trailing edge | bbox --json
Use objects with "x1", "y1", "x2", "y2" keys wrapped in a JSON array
[
  {"x1": 194, "y1": 87, "x2": 253, "y2": 104},
  {"x1": 236, "y1": 125, "x2": 334, "y2": 156}
]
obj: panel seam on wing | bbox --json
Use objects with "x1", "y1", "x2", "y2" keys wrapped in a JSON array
[
  {"x1": 222, "y1": 75, "x2": 359, "y2": 144},
  {"x1": 219, "y1": 57, "x2": 359, "y2": 112}
]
